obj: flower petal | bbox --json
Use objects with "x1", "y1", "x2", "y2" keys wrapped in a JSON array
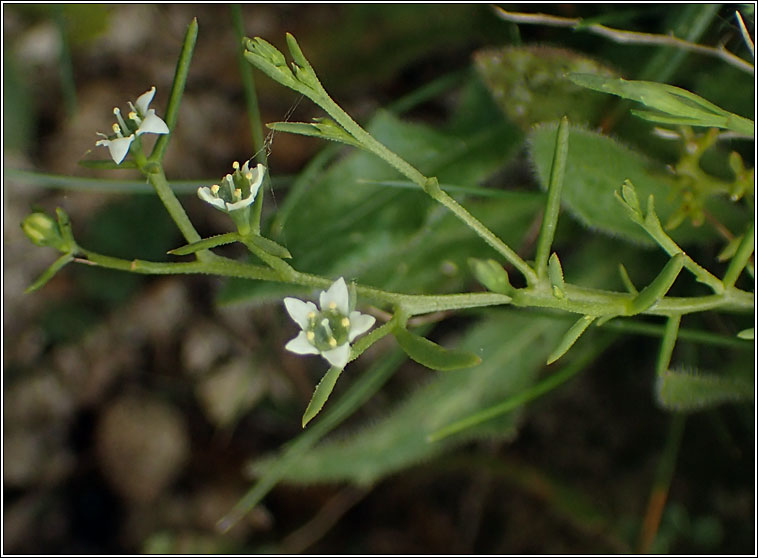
[
  {"x1": 135, "y1": 86, "x2": 156, "y2": 115},
  {"x1": 284, "y1": 297, "x2": 317, "y2": 330},
  {"x1": 98, "y1": 135, "x2": 134, "y2": 164},
  {"x1": 320, "y1": 277, "x2": 349, "y2": 315},
  {"x1": 347, "y1": 311, "x2": 376, "y2": 342},
  {"x1": 321, "y1": 343, "x2": 350, "y2": 369},
  {"x1": 225, "y1": 190, "x2": 257, "y2": 211},
  {"x1": 285, "y1": 331, "x2": 320, "y2": 355},
  {"x1": 197, "y1": 187, "x2": 228, "y2": 211},
  {"x1": 247, "y1": 163, "x2": 266, "y2": 200},
  {"x1": 136, "y1": 110, "x2": 169, "y2": 135}
]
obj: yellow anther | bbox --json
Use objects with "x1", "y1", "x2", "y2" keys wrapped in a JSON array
[
  {"x1": 306, "y1": 331, "x2": 315, "y2": 342},
  {"x1": 128, "y1": 111, "x2": 138, "y2": 120},
  {"x1": 246, "y1": 172, "x2": 253, "y2": 180},
  {"x1": 341, "y1": 317, "x2": 350, "y2": 327},
  {"x1": 112, "y1": 123, "x2": 121, "y2": 134},
  {"x1": 113, "y1": 107, "x2": 121, "y2": 115},
  {"x1": 232, "y1": 161, "x2": 240, "y2": 170},
  {"x1": 307, "y1": 312, "x2": 316, "y2": 319},
  {"x1": 210, "y1": 184, "x2": 220, "y2": 194},
  {"x1": 328, "y1": 337, "x2": 337, "y2": 348},
  {"x1": 234, "y1": 188, "x2": 242, "y2": 200},
  {"x1": 328, "y1": 302, "x2": 337, "y2": 310}
]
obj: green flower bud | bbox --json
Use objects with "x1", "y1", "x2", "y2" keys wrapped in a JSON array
[{"x1": 21, "y1": 212, "x2": 67, "y2": 251}]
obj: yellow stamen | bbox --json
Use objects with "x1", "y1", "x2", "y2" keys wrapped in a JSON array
[
  {"x1": 341, "y1": 317, "x2": 350, "y2": 327},
  {"x1": 328, "y1": 302, "x2": 337, "y2": 310},
  {"x1": 234, "y1": 188, "x2": 242, "y2": 200},
  {"x1": 328, "y1": 337, "x2": 337, "y2": 348},
  {"x1": 210, "y1": 184, "x2": 220, "y2": 195},
  {"x1": 306, "y1": 331, "x2": 315, "y2": 342},
  {"x1": 308, "y1": 312, "x2": 316, "y2": 319},
  {"x1": 128, "y1": 111, "x2": 138, "y2": 120},
  {"x1": 112, "y1": 123, "x2": 121, "y2": 134},
  {"x1": 232, "y1": 161, "x2": 240, "y2": 170},
  {"x1": 246, "y1": 172, "x2": 253, "y2": 180}
]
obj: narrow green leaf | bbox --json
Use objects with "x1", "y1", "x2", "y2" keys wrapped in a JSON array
[
  {"x1": 548, "y1": 252, "x2": 566, "y2": 299},
  {"x1": 267, "y1": 119, "x2": 364, "y2": 149},
  {"x1": 529, "y1": 124, "x2": 687, "y2": 246},
  {"x1": 302, "y1": 366, "x2": 344, "y2": 427},
  {"x1": 628, "y1": 253, "x2": 684, "y2": 315},
  {"x1": 393, "y1": 326, "x2": 481, "y2": 371},
  {"x1": 618, "y1": 263, "x2": 638, "y2": 295},
  {"x1": 168, "y1": 232, "x2": 240, "y2": 255},
  {"x1": 568, "y1": 74, "x2": 754, "y2": 136},
  {"x1": 25, "y1": 253, "x2": 75, "y2": 293},
  {"x1": 656, "y1": 368, "x2": 753, "y2": 411},
  {"x1": 736, "y1": 328, "x2": 754, "y2": 340},
  {"x1": 722, "y1": 223, "x2": 754, "y2": 288},
  {"x1": 246, "y1": 234, "x2": 292, "y2": 259},
  {"x1": 150, "y1": 17, "x2": 198, "y2": 162},
  {"x1": 546, "y1": 314, "x2": 595, "y2": 365}
]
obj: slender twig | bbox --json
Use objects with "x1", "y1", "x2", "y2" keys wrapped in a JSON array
[{"x1": 494, "y1": 7, "x2": 754, "y2": 74}]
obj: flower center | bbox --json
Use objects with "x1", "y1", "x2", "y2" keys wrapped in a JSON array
[{"x1": 306, "y1": 308, "x2": 350, "y2": 352}]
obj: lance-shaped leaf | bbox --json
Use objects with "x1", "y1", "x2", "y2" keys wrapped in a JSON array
[
  {"x1": 267, "y1": 118, "x2": 363, "y2": 149},
  {"x1": 302, "y1": 366, "x2": 344, "y2": 427},
  {"x1": 627, "y1": 253, "x2": 684, "y2": 315},
  {"x1": 25, "y1": 253, "x2": 75, "y2": 294},
  {"x1": 656, "y1": 368, "x2": 753, "y2": 411},
  {"x1": 548, "y1": 252, "x2": 566, "y2": 299},
  {"x1": 618, "y1": 263, "x2": 638, "y2": 295},
  {"x1": 568, "y1": 73, "x2": 754, "y2": 137},
  {"x1": 168, "y1": 232, "x2": 291, "y2": 259},
  {"x1": 393, "y1": 326, "x2": 481, "y2": 371},
  {"x1": 736, "y1": 328, "x2": 754, "y2": 340},
  {"x1": 546, "y1": 314, "x2": 595, "y2": 365}
]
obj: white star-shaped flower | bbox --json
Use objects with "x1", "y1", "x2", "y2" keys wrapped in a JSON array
[
  {"x1": 197, "y1": 160, "x2": 266, "y2": 213},
  {"x1": 95, "y1": 86, "x2": 169, "y2": 164},
  {"x1": 283, "y1": 277, "x2": 376, "y2": 369}
]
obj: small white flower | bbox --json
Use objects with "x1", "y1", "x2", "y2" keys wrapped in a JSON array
[
  {"x1": 283, "y1": 277, "x2": 376, "y2": 369},
  {"x1": 197, "y1": 160, "x2": 266, "y2": 213},
  {"x1": 95, "y1": 86, "x2": 169, "y2": 164}
]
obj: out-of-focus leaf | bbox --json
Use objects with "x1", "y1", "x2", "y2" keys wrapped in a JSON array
[
  {"x1": 528, "y1": 122, "x2": 720, "y2": 246},
  {"x1": 656, "y1": 368, "x2": 753, "y2": 411},
  {"x1": 249, "y1": 311, "x2": 568, "y2": 485},
  {"x1": 474, "y1": 46, "x2": 617, "y2": 129}
]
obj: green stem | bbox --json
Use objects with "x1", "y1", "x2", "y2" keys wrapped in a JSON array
[
  {"x1": 145, "y1": 166, "x2": 205, "y2": 253},
  {"x1": 643, "y1": 207, "x2": 724, "y2": 293},
  {"x1": 75, "y1": 246, "x2": 753, "y2": 319},
  {"x1": 429, "y1": 187, "x2": 538, "y2": 285},
  {"x1": 535, "y1": 116, "x2": 570, "y2": 279},
  {"x1": 306, "y1": 75, "x2": 537, "y2": 284}
]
